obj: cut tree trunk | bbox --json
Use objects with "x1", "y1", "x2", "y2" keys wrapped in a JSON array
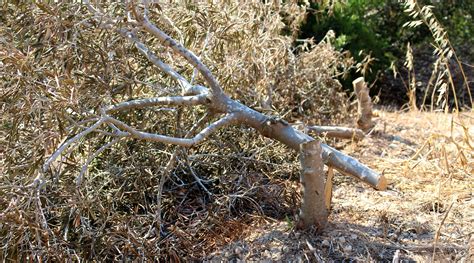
[
  {"x1": 353, "y1": 77, "x2": 374, "y2": 132},
  {"x1": 297, "y1": 140, "x2": 329, "y2": 229}
]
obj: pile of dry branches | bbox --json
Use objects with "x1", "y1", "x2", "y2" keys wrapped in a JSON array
[{"x1": 1, "y1": 2, "x2": 355, "y2": 260}]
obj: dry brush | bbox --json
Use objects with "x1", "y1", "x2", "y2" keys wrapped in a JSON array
[{"x1": 1, "y1": 1, "x2": 385, "y2": 260}]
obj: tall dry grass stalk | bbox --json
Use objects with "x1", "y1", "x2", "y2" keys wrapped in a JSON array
[
  {"x1": 399, "y1": 1, "x2": 473, "y2": 260},
  {"x1": 400, "y1": 0, "x2": 472, "y2": 112},
  {"x1": 404, "y1": 42, "x2": 418, "y2": 111}
]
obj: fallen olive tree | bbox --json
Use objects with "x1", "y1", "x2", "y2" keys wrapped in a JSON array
[{"x1": 43, "y1": 2, "x2": 387, "y2": 229}]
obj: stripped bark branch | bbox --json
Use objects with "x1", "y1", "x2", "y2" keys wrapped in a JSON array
[
  {"x1": 104, "y1": 94, "x2": 208, "y2": 113},
  {"x1": 133, "y1": 7, "x2": 226, "y2": 101},
  {"x1": 120, "y1": 30, "x2": 194, "y2": 93},
  {"x1": 44, "y1": 113, "x2": 238, "y2": 173},
  {"x1": 103, "y1": 113, "x2": 238, "y2": 146},
  {"x1": 43, "y1": 120, "x2": 104, "y2": 172},
  {"x1": 306, "y1": 125, "x2": 365, "y2": 140}
]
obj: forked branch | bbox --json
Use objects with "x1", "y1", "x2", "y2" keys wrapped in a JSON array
[
  {"x1": 103, "y1": 113, "x2": 238, "y2": 146},
  {"x1": 44, "y1": 113, "x2": 239, "y2": 173},
  {"x1": 131, "y1": 4, "x2": 226, "y2": 101}
]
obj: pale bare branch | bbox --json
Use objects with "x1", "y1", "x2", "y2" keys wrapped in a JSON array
[
  {"x1": 119, "y1": 30, "x2": 194, "y2": 92},
  {"x1": 104, "y1": 94, "x2": 208, "y2": 113},
  {"x1": 184, "y1": 85, "x2": 209, "y2": 96},
  {"x1": 103, "y1": 113, "x2": 239, "y2": 147},
  {"x1": 306, "y1": 125, "x2": 365, "y2": 141},
  {"x1": 44, "y1": 112, "x2": 236, "y2": 181},
  {"x1": 43, "y1": 120, "x2": 104, "y2": 172},
  {"x1": 132, "y1": 8, "x2": 225, "y2": 98}
]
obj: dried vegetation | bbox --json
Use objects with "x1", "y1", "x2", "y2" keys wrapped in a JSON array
[
  {"x1": 0, "y1": 1, "x2": 472, "y2": 262},
  {"x1": 0, "y1": 2, "x2": 350, "y2": 261}
]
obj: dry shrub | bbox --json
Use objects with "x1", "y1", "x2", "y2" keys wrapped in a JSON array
[{"x1": 0, "y1": 2, "x2": 351, "y2": 261}]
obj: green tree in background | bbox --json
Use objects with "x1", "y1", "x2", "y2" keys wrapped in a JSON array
[{"x1": 299, "y1": 0, "x2": 473, "y2": 95}]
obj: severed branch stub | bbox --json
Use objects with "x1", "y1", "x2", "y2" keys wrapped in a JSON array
[
  {"x1": 44, "y1": 2, "x2": 388, "y2": 230},
  {"x1": 353, "y1": 77, "x2": 374, "y2": 132},
  {"x1": 298, "y1": 140, "x2": 329, "y2": 230},
  {"x1": 307, "y1": 125, "x2": 365, "y2": 141}
]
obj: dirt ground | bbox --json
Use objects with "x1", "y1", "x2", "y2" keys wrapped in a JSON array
[{"x1": 206, "y1": 110, "x2": 474, "y2": 262}]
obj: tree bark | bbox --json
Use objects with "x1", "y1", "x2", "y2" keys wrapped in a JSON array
[
  {"x1": 226, "y1": 99, "x2": 387, "y2": 190},
  {"x1": 297, "y1": 140, "x2": 328, "y2": 229},
  {"x1": 306, "y1": 125, "x2": 365, "y2": 141},
  {"x1": 353, "y1": 77, "x2": 374, "y2": 132}
]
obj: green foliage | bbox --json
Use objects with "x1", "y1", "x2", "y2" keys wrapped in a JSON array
[
  {"x1": 300, "y1": 0, "x2": 396, "y2": 84},
  {"x1": 299, "y1": 0, "x2": 473, "y2": 91}
]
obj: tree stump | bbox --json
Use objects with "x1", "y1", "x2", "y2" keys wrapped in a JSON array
[
  {"x1": 353, "y1": 77, "x2": 374, "y2": 132},
  {"x1": 297, "y1": 140, "x2": 331, "y2": 230}
]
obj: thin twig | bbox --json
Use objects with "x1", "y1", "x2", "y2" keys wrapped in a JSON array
[
  {"x1": 76, "y1": 137, "x2": 122, "y2": 187},
  {"x1": 432, "y1": 201, "x2": 455, "y2": 260},
  {"x1": 182, "y1": 153, "x2": 212, "y2": 196},
  {"x1": 43, "y1": 119, "x2": 104, "y2": 172}
]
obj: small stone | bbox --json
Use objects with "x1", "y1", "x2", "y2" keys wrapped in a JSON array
[
  {"x1": 350, "y1": 234, "x2": 357, "y2": 240},
  {"x1": 338, "y1": 237, "x2": 346, "y2": 243},
  {"x1": 234, "y1": 246, "x2": 243, "y2": 255},
  {"x1": 322, "y1": 240, "x2": 330, "y2": 247},
  {"x1": 281, "y1": 246, "x2": 290, "y2": 253},
  {"x1": 343, "y1": 245, "x2": 352, "y2": 253}
]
